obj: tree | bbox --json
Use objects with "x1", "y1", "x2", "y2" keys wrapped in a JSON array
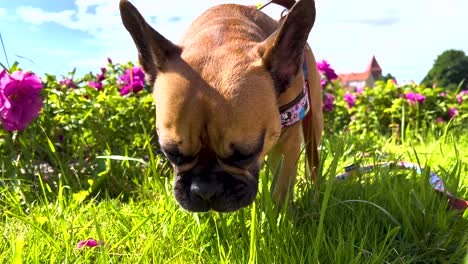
[
  {"x1": 379, "y1": 73, "x2": 396, "y2": 83},
  {"x1": 421, "y1": 49, "x2": 468, "y2": 91}
]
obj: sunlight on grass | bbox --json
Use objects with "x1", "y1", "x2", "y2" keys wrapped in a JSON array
[{"x1": 1, "y1": 130, "x2": 467, "y2": 263}]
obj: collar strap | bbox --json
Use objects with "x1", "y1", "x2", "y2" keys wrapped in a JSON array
[{"x1": 280, "y1": 53, "x2": 311, "y2": 128}]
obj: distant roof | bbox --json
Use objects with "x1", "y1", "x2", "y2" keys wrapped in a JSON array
[
  {"x1": 338, "y1": 72, "x2": 369, "y2": 83},
  {"x1": 338, "y1": 56, "x2": 382, "y2": 83},
  {"x1": 367, "y1": 56, "x2": 382, "y2": 73}
]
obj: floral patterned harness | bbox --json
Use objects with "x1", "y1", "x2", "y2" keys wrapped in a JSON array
[{"x1": 279, "y1": 54, "x2": 310, "y2": 128}]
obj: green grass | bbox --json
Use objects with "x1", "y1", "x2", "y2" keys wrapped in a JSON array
[{"x1": 1, "y1": 129, "x2": 468, "y2": 263}]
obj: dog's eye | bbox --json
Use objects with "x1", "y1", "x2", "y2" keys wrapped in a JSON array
[
  {"x1": 220, "y1": 134, "x2": 265, "y2": 168},
  {"x1": 162, "y1": 148, "x2": 195, "y2": 166},
  {"x1": 219, "y1": 147, "x2": 259, "y2": 168}
]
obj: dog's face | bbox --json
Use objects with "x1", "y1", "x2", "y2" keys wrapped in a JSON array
[
  {"x1": 120, "y1": 0, "x2": 315, "y2": 212},
  {"x1": 153, "y1": 58, "x2": 282, "y2": 212}
]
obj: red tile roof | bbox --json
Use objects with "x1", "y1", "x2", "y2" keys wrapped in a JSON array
[
  {"x1": 338, "y1": 56, "x2": 382, "y2": 84},
  {"x1": 338, "y1": 72, "x2": 370, "y2": 83}
]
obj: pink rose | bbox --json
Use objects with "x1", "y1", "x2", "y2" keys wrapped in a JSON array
[{"x1": 0, "y1": 70, "x2": 43, "y2": 131}]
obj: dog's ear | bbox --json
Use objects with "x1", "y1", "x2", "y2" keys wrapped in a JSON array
[
  {"x1": 120, "y1": 0, "x2": 181, "y2": 86},
  {"x1": 257, "y1": 0, "x2": 316, "y2": 95}
]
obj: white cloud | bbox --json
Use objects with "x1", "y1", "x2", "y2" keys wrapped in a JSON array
[
  {"x1": 311, "y1": 0, "x2": 468, "y2": 82},
  {"x1": 16, "y1": 0, "x2": 214, "y2": 71},
  {"x1": 0, "y1": 8, "x2": 6, "y2": 17},
  {"x1": 15, "y1": 0, "x2": 266, "y2": 42},
  {"x1": 14, "y1": 0, "x2": 468, "y2": 82},
  {"x1": 16, "y1": 3, "x2": 119, "y2": 36},
  {"x1": 15, "y1": 0, "x2": 272, "y2": 72}
]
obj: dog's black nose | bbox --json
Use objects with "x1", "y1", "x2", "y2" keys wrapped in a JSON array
[
  {"x1": 174, "y1": 170, "x2": 259, "y2": 212},
  {"x1": 190, "y1": 182, "x2": 217, "y2": 201}
]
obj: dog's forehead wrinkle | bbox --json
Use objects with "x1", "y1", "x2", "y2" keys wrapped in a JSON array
[
  {"x1": 183, "y1": 18, "x2": 267, "y2": 48},
  {"x1": 180, "y1": 4, "x2": 277, "y2": 45},
  {"x1": 182, "y1": 47, "x2": 257, "y2": 91},
  {"x1": 177, "y1": 4, "x2": 280, "y2": 97}
]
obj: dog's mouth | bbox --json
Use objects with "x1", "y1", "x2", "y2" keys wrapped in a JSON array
[{"x1": 173, "y1": 170, "x2": 259, "y2": 212}]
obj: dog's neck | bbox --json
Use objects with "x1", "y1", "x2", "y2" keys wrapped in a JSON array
[
  {"x1": 277, "y1": 65, "x2": 306, "y2": 113},
  {"x1": 279, "y1": 53, "x2": 310, "y2": 128}
]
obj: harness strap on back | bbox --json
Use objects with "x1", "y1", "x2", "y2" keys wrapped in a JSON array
[
  {"x1": 279, "y1": 47, "x2": 319, "y2": 183},
  {"x1": 301, "y1": 47, "x2": 320, "y2": 183}
]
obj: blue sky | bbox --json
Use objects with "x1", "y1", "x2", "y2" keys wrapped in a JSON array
[{"x1": 0, "y1": 0, "x2": 467, "y2": 83}]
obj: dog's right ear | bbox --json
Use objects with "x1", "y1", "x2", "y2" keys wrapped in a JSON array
[
  {"x1": 257, "y1": 0, "x2": 316, "y2": 95},
  {"x1": 120, "y1": 0, "x2": 181, "y2": 86}
]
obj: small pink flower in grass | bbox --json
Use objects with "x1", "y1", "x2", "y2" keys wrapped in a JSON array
[
  {"x1": 440, "y1": 92, "x2": 446, "y2": 97},
  {"x1": 343, "y1": 92, "x2": 356, "y2": 108},
  {"x1": 76, "y1": 239, "x2": 104, "y2": 249},
  {"x1": 107, "y1": 57, "x2": 113, "y2": 64},
  {"x1": 448, "y1": 107, "x2": 459, "y2": 119},
  {"x1": 436, "y1": 117, "x2": 444, "y2": 124},
  {"x1": 323, "y1": 93, "x2": 335, "y2": 112},
  {"x1": 118, "y1": 67, "x2": 145, "y2": 95},
  {"x1": 88, "y1": 81, "x2": 102, "y2": 91},
  {"x1": 0, "y1": 69, "x2": 43, "y2": 131}
]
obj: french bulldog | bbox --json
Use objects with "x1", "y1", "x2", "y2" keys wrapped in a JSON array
[{"x1": 120, "y1": 0, "x2": 323, "y2": 212}]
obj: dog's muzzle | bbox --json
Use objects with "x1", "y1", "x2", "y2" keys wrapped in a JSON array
[{"x1": 173, "y1": 167, "x2": 259, "y2": 212}]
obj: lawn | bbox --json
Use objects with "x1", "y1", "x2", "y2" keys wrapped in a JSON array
[{"x1": 1, "y1": 128, "x2": 467, "y2": 263}]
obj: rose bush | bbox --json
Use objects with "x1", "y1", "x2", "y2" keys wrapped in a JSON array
[
  {"x1": 0, "y1": 58, "x2": 466, "y2": 202},
  {"x1": 0, "y1": 60, "x2": 157, "y2": 201},
  {"x1": 1, "y1": 58, "x2": 466, "y2": 151},
  {"x1": 320, "y1": 63, "x2": 468, "y2": 145}
]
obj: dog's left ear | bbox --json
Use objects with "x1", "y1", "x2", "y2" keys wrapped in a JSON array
[
  {"x1": 257, "y1": 0, "x2": 316, "y2": 95},
  {"x1": 120, "y1": 0, "x2": 181, "y2": 86}
]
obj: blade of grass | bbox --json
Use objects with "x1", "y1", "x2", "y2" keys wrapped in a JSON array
[
  {"x1": 11, "y1": 234, "x2": 24, "y2": 264},
  {"x1": 4, "y1": 211, "x2": 60, "y2": 249},
  {"x1": 329, "y1": 200, "x2": 401, "y2": 226},
  {"x1": 96, "y1": 155, "x2": 148, "y2": 167},
  {"x1": 248, "y1": 201, "x2": 257, "y2": 264},
  {"x1": 108, "y1": 212, "x2": 154, "y2": 252},
  {"x1": 0, "y1": 32, "x2": 10, "y2": 69},
  {"x1": 90, "y1": 205, "x2": 109, "y2": 263},
  {"x1": 313, "y1": 137, "x2": 343, "y2": 262}
]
